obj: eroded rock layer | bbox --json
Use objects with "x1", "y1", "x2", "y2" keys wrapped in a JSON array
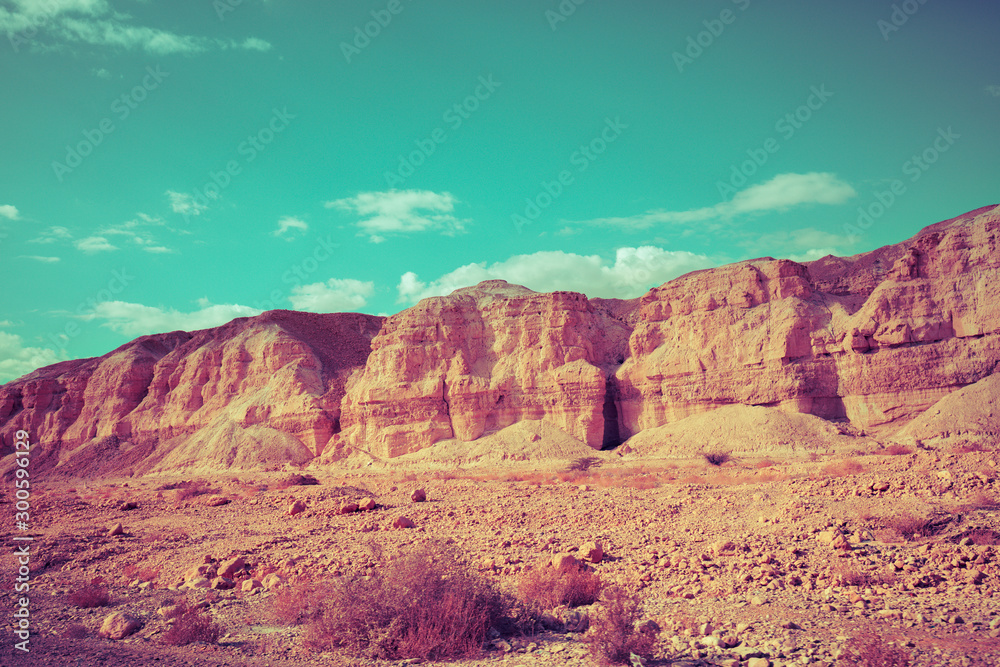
[
  {"x1": 329, "y1": 281, "x2": 633, "y2": 459},
  {"x1": 0, "y1": 311, "x2": 383, "y2": 474}
]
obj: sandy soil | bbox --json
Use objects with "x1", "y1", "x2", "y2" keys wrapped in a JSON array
[{"x1": 3, "y1": 441, "x2": 1000, "y2": 667}]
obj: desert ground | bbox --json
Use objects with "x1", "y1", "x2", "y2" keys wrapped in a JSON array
[{"x1": 4, "y1": 434, "x2": 999, "y2": 667}]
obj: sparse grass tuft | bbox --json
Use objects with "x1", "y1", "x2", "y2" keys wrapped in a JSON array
[
  {"x1": 517, "y1": 562, "x2": 602, "y2": 610},
  {"x1": 567, "y1": 457, "x2": 603, "y2": 473},
  {"x1": 822, "y1": 460, "x2": 864, "y2": 477},
  {"x1": 882, "y1": 513, "x2": 938, "y2": 542},
  {"x1": 586, "y1": 586, "x2": 655, "y2": 666},
  {"x1": 837, "y1": 631, "x2": 912, "y2": 666},
  {"x1": 162, "y1": 604, "x2": 222, "y2": 646},
  {"x1": 882, "y1": 444, "x2": 912, "y2": 456}
]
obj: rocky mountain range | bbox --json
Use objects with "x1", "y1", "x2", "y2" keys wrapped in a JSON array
[{"x1": 2, "y1": 204, "x2": 998, "y2": 477}]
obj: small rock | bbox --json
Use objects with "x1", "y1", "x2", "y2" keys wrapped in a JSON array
[
  {"x1": 98, "y1": 611, "x2": 142, "y2": 640},
  {"x1": 107, "y1": 523, "x2": 124, "y2": 537},
  {"x1": 394, "y1": 516, "x2": 416, "y2": 529},
  {"x1": 359, "y1": 497, "x2": 377, "y2": 511},
  {"x1": 287, "y1": 499, "x2": 306, "y2": 515},
  {"x1": 118, "y1": 501, "x2": 138, "y2": 511},
  {"x1": 262, "y1": 573, "x2": 284, "y2": 590},
  {"x1": 551, "y1": 553, "x2": 578, "y2": 571},
  {"x1": 203, "y1": 495, "x2": 230, "y2": 507},
  {"x1": 242, "y1": 578, "x2": 263, "y2": 592},
  {"x1": 411, "y1": 488, "x2": 427, "y2": 502},
  {"x1": 339, "y1": 502, "x2": 359, "y2": 514},
  {"x1": 746, "y1": 658, "x2": 771, "y2": 667},
  {"x1": 218, "y1": 556, "x2": 245, "y2": 579},
  {"x1": 211, "y1": 577, "x2": 235, "y2": 590},
  {"x1": 580, "y1": 540, "x2": 604, "y2": 563}
]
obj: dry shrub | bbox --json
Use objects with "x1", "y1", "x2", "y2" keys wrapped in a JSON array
[
  {"x1": 703, "y1": 451, "x2": 730, "y2": 466},
  {"x1": 755, "y1": 459, "x2": 776, "y2": 469},
  {"x1": 950, "y1": 440, "x2": 987, "y2": 454},
  {"x1": 838, "y1": 631, "x2": 912, "y2": 666},
  {"x1": 832, "y1": 564, "x2": 872, "y2": 588},
  {"x1": 960, "y1": 491, "x2": 999, "y2": 511},
  {"x1": 587, "y1": 586, "x2": 655, "y2": 665},
  {"x1": 822, "y1": 460, "x2": 864, "y2": 477},
  {"x1": 162, "y1": 604, "x2": 222, "y2": 646},
  {"x1": 62, "y1": 623, "x2": 89, "y2": 639},
  {"x1": 517, "y1": 562, "x2": 602, "y2": 610},
  {"x1": 567, "y1": 457, "x2": 604, "y2": 473},
  {"x1": 958, "y1": 528, "x2": 1000, "y2": 546},
  {"x1": 122, "y1": 564, "x2": 158, "y2": 582},
  {"x1": 883, "y1": 514, "x2": 937, "y2": 542},
  {"x1": 291, "y1": 547, "x2": 515, "y2": 661},
  {"x1": 882, "y1": 444, "x2": 912, "y2": 456},
  {"x1": 68, "y1": 582, "x2": 110, "y2": 608}
]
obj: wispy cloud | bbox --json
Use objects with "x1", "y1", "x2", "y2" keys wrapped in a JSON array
[
  {"x1": 167, "y1": 190, "x2": 208, "y2": 218},
  {"x1": 273, "y1": 215, "x2": 308, "y2": 239},
  {"x1": 28, "y1": 226, "x2": 72, "y2": 244},
  {"x1": 74, "y1": 235, "x2": 117, "y2": 253},
  {"x1": 398, "y1": 246, "x2": 715, "y2": 303},
  {"x1": 2, "y1": 0, "x2": 270, "y2": 55},
  {"x1": 289, "y1": 278, "x2": 374, "y2": 313},
  {"x1": 570, "y1": 173, "x2": 856, "y2": 229},
  {"x1": 81, "y1": 298, "x2": 262, "y2": 337},
  {"x1": 327, "y1": 189, "x2": 466, "y2": 242},
  {"x1": 0, "y1": 204, "x2": 20, "y2": 220},
  {"x1": 19, "y1": 255, "x2": 61, "y2": 263}
]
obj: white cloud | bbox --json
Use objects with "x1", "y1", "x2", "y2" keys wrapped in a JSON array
[
  {"x1": 748, "y1": 227, "x2": 854, "y2": 263},
  {"x1": 2, "y1": 1, "x2": 271, "y2": 55},
  {"x1": 572, "y1": 173, "x2": 856, "y2": 229},
  {"x1": 0, "y1": 332, "x2": 64, "y2": 384},
  {"x1": 29, "y1": 226, "x2": 72, "y2": 243},
  {"x1": 74, "y1": 235, "x2": 117, "y2": 253},
  {"x1": 327, "y1": 189, "x2": 466, "y2": 240},
  {"x1": 84, "y1": 300, "x2": 262, "y2": 337},
  {"x1": 289, "y1": 279, "x2": 374, "y2": 313},
  {"x1": 273, "y1": 215, "x2": 308, "y2": 239},
  {"x1": 397, "y1": 246, "x2": 715, "y2": 303},
  {"x1": 19, "y1": 255, "x2": 60, "y2": 263},
  {"x1": 167, "y1": 190, "x2": 208, "y2": 217},
  {"x1": 98, "y1": 213, "x2": 173, "y2": 253},
  {"x1": 0, "y1": 204, "x2": 20, "y2": 220}
]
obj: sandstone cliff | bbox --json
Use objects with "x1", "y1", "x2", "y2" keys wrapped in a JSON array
[
  {"x1": 0, "y1": 311, "x2": 383, "y2": 475},
  {"x1": 326, "y1": 281, "x2": 633, "y2": 459}
]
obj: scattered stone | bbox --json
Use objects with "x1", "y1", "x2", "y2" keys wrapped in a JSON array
[
  {"x1": 118, "y1": 501, "x2": 138, "y2": 511},
  {"x1": 242, "y1": 578, "x2": 263, "y2": 592},
  {"x1": 551, "y1": 553, "x2": 578, "y2": 570},
  {"x1": 262, "y1": 573, "x2": 284, "y2": 590},
  {"x1": 580, "y1": 540, "x2": 604, "y2": 563},
  {"x1": 211, "y1": 576, "x2": 235, "y2": 590},
  {"x1": 203, "y1": 495, "x2": 230, "y2": 507},
  {"x1": 217, "y1": 556, "x2": 245, "y2": 579},
  {"x1": 339, "y1": 502, "x2": 359, "y2": 514},
  {"x1": 359, "y1": 497, "x2": 377, "y2": 511},
  {"x1": 394, "y1": 516, "x2": 416, "y2": 529},
  {"x1": 411, "y1": 488, "x2": 427, "y2": 502},
  {"x1": 287, "y1": 499, "x2": 306, "y2": 515},
  {"x1": 107, "y1": 523, "x2": 124, "y2": 537},
  {"x1": 98, "y1": 611, "x2": 142, "y2": 640}
]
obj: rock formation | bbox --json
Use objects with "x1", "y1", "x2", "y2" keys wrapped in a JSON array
[
  {"x1": 1, "y1": 205, "x2": 998, "y2": 475},
  {"x1": 0, "y1": 311, "x2": 383, "y2": 475}
]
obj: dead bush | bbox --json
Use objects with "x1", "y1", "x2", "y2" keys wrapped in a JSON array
[
  {"x1": 289, "y1": 547, "x2": 516, "y2": 661},
  {"x1": 883, "y1": 514, "x2": 938, "y2": 542},
  {"x1": 62, "y1": 623, "x2": 89, "y2": 639},
  {"x1": 832, "y1": 564, "x2": 872, "y2": 588},
  {"x1": 587, "y1": 586, "x2": 655, "y2": 665},
  {"x1": 517, "y1": 562, "x2": 602, "y2": 610},
  {"x1": 703, "y1": 451, "x2": 730, "y2": 467},
  {"x1": 567, "y1": 457, "x2": 603, "y2": 473},
  {"x1": 68, "y1": 582, "x2": 110, "y2": 608},
  {"x1": 837, "y1": 631, "x2": 912, "y2": 666},
  {"x1": 882, "y1": 444, "x2": 912, "y2": 456},
  {"x1": 162, "y1": 604, "x2": 222, "y2": 646}
]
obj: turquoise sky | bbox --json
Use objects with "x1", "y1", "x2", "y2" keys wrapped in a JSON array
[{"x1": 1, "y1": 0, "x2": 998, "y2": 382}]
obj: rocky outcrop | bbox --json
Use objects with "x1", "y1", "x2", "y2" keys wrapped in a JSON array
[
  {"x1": 617, "y1": 204, "x2": 1000, "y2": 436},
  {"x1": 328, "y1": 281, "x2": 632, "y2": 459},
  {"x1": 0, "y1": 311, "x2": 383, "y2": 474}
]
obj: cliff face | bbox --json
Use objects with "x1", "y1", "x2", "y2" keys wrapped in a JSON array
[
  {"x1": 617, "y1": 205, "x2": 1000, "y2": 436},
  {"x1": 328, "y1": 281, "x2": 633, "y2": 459},
  {"x1": 2, "y1": 206, "x2": 998, "y2": 475},
  {"x1": 0, "y1": 311, "x2": 384, "y2": 474}
]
